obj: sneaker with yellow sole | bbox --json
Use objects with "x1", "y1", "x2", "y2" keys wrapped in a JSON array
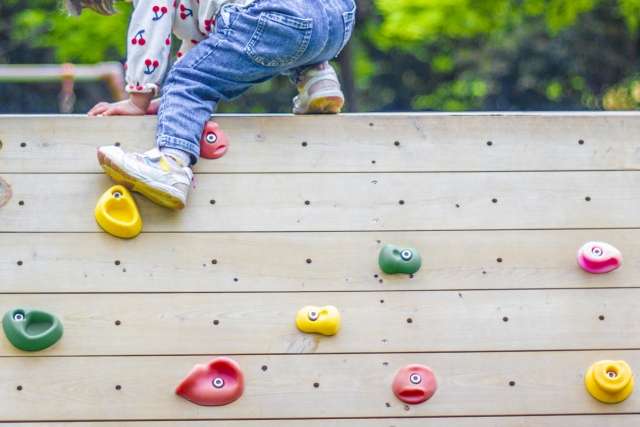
[
  {"x1": 97, "y1": 146, "x2": 193, "y2": 210},
  {"x1": 293, "y1": 62, "x2": 345, "y2": 115}
]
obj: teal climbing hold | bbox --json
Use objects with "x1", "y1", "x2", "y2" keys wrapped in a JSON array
[
  {"x1": 379, "y1": 244, "x2": 422, "y2": 274},
  {"x1": 2, "y1": 308, "x2": 63, "y2": 351}
]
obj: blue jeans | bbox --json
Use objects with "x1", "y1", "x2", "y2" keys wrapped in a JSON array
[{"x1": 156, "y1": 0, "x2": 356, "y2": 164}]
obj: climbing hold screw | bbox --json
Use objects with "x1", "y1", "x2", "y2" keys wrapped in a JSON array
[
  {"x1": 401, "y1": 250, "x2": 412, "y2": 261},
  {"x1": 13, "y1": 313, "x2": 24, "y2": 321},
  {"x1": 410, "y1": 374, "x2": 421, "y2": 384},
  {"x1": 113, "y1": 192, "x2": 122, "y2": 199},
  {"x1": 308, "y1": 310, "x2": 319, "y2": 321},
  {"x1": 206, "y1": 133, "x2": 217, "y2": 144},
  {"x1": 592, "y1": 247, "x2": 603, "y2": 256},
  {"x1": 212, "y1": 377, "x2": 225, "y2": 388}
]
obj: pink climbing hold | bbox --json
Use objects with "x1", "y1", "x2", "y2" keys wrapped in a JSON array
[
  {"x1": 577, "y1": 241, "x2": 622, "y2": 274},
  {"x1": 175, "y1": 357, "x2": 245, "y2": 406},
  {"x1": 199, "y1": 121, "x2": 229, "y2": 159},
  {"x1": 392, "y1": 364, "x2": 437, "y2": 404}
]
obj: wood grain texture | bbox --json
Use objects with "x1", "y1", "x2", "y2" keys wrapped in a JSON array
[
  {"x1": 0, "y1": 289, "x2": 637, "y2": 356},
  {"x1": 0, "y1": 351, "x2": 638, "y2": 420},
  {"x1": 16, "y1": 415, "x2": 640, "y2": 426},
  {"x1": 1, "y1": 229, "x2": 635, "y2": 293},
  {"x1": 2, "y1": 114, "x2": 640, "y2": 173},
  {"x1": 1, "y1": 172, "x2": 639, "y2": 232}
]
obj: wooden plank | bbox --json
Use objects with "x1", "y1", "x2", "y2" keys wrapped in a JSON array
[
  {"x1": 1, "y1": 172, "x2": 639, "y2": 232},
  {"x1": 2, "y1": 229, "x2": 635, "y2": 293},
  {"x1": 0, "y1": 351, "x2": 639, "y2": 420},
  {"x1": 1, "y1": 114, "x2": 640, "y2": 174},
  {"x1": 0, "y1": 289, "x2": 637, "y2": 356},
  {"x1": 15, "y1": 415, "x2": 640, "y2": 426}
]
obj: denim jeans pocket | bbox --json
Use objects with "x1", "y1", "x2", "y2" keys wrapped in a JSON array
[
  {"x1": 336, "y1": 5, "x2": 356, "y2": 56},
  {"x1": 245, "y1": 12, "x2": 313, "y2": 67}
]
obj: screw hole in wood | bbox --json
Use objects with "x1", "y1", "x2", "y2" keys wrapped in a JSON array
[
  {"x1": 115, "y1": 320, "x2": 121, "y2": 326},
  {"x1": 213, "y1": 320, "x2": 219, "y2": 325}
]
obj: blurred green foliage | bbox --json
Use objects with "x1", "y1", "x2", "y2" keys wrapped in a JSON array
[{"x1": 1, "y1": 0, "x2": 640, "y2": 112}]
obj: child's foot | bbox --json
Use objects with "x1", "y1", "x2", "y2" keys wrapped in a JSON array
[
  {"x1": 293, "y1": 62, "x2": 345, "y2": 115},
  {"x1": 97, "y1": 146, "x2": 193, "y2": 210}
]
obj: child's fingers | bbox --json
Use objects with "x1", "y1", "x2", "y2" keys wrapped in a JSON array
[{"x1": 88, "y1": 102, "x2": 112, "y2": 116}]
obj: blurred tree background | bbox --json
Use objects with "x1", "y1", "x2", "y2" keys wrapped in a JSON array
[{"x1": 2, "y1": 0, "x2": 640, "y2": 113}]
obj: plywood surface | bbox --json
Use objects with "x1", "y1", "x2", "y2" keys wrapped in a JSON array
[
  {"x1": 1, "y1": 230, "x2": 634, "y2": 293},
  {"x1": 1, "y1": 171, "x2": 639, "y2": 232},
  {"x1": 0, "y1": 351, "x2": 637, "y2": 420},
  {"x1": 18, "y1": 415, "x2": 640, "y2": 426},
  {"x1": 2, "y1": 114, "x2": 640, "y2": 173},
  {"x1": 2, "y1": 113, "x2": 639, "y2": 424},
  {"x1": 0, "y1": 289, "x2": 636, "y2": 356}
]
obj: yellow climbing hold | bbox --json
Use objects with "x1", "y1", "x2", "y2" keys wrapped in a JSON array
[
  {"x1": 95, "y1": 185, "x2": 142, "y2": 239},
  {"x1": 296, "y1": 305, "x2": 340, "y2": 336},
  {"x1": 585, "y1": 360, "x2": 634, "y2": 403}
]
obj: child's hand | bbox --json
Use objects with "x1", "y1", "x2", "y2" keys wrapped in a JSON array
[
  {"x1": 146, "y1": 98, "x2": 161, "y2": 115},
  {"x1": 88, "y1": 99, "x2": 146, "y2": 116},
  {"x1": 88, "y1": 92, "x2": 154, "y2": 116}
]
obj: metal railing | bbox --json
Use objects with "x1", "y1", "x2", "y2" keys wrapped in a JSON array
[{"x1": 0, "y1": 62, "x2": 126, "y2": 113}]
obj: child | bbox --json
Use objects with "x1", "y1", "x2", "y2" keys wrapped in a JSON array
[{"x1": 69, "y1": 0, "x2": 355, "y2": 210}]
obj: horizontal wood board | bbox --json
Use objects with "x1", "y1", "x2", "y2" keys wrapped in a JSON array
[
  {"x1": 2, "y1": 114, "x2": 640, "y2": 173},
  {"x1": 0, "y1": 351, "x2": 638, "y2": 420},
  {"x1": 16, "y1": 415, "x2": 640, "y2": 426},
  {"x1": 0, "y1": 289, "x2": 636, "y2": 356},
  {"x1": 1, "y1": 172, "x2": 639, "y2": 231},
  {"x1": 0, "y1": 229, "x2": 634, "y2": 293}
]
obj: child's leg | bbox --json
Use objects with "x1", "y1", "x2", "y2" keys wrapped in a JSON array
[{"x1": 98, "y1": 0, "x2": 356, "y2": 210}]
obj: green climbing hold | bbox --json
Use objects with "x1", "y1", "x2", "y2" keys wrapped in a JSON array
[
  {"x1": 379, "y1": 244, "x2": 422, "y2": 274},
  {"x1": 2, "y1": 308, "x2": 63, "y2": 351}
]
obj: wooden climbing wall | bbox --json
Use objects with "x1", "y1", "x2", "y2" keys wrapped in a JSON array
[{"x1": 1, "y1": 112, "x2": 640, "y2": 425}]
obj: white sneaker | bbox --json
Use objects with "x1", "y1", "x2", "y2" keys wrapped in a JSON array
[
  {"x1": 293, "y1": 62, "x2": 345, "y2": 114},
  {"x1": 97, "y1": 146, "x2": 193, "y2": 210}
]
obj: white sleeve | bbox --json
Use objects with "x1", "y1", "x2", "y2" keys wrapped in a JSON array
[{"x1": 125, "y1": 0, "x2": 175, "y2": 95}]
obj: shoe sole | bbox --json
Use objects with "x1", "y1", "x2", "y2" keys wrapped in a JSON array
[
  {"x1": 294, "y1": 95, "x2": 344, "y2": 115},
  {"x1": 98, "y1": 150, "x2": 185, "y2": 211}
]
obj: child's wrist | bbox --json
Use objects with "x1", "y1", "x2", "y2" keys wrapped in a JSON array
[{"x1": 130, "y1": 92, "x2": 154, "y2": 111}]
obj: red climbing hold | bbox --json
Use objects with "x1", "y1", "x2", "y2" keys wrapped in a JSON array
[
  {"x1": 392, "y1": 364, "x2": 437, "y2": 404},
  {"x1": 199, "y1": 121, "x2": 229, "y2": 159},
  {"x1": 175, "y1": 357, "x2": 245, "y2": 406}
]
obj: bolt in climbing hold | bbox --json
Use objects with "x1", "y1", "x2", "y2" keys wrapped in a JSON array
[
  {"x1": 410, "y1": 374, "x2": 422, "y2": 384},
  {"x1": 308, "y1": 311, "x2": 319, "y2": 321},
  {"x1": 212, "y1": 378, "x2": 225, "y2": 388}
]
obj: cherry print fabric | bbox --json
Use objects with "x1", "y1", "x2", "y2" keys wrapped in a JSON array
[{"x1": 126, "y1": 0, "x2": 252, "y2": 94}]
